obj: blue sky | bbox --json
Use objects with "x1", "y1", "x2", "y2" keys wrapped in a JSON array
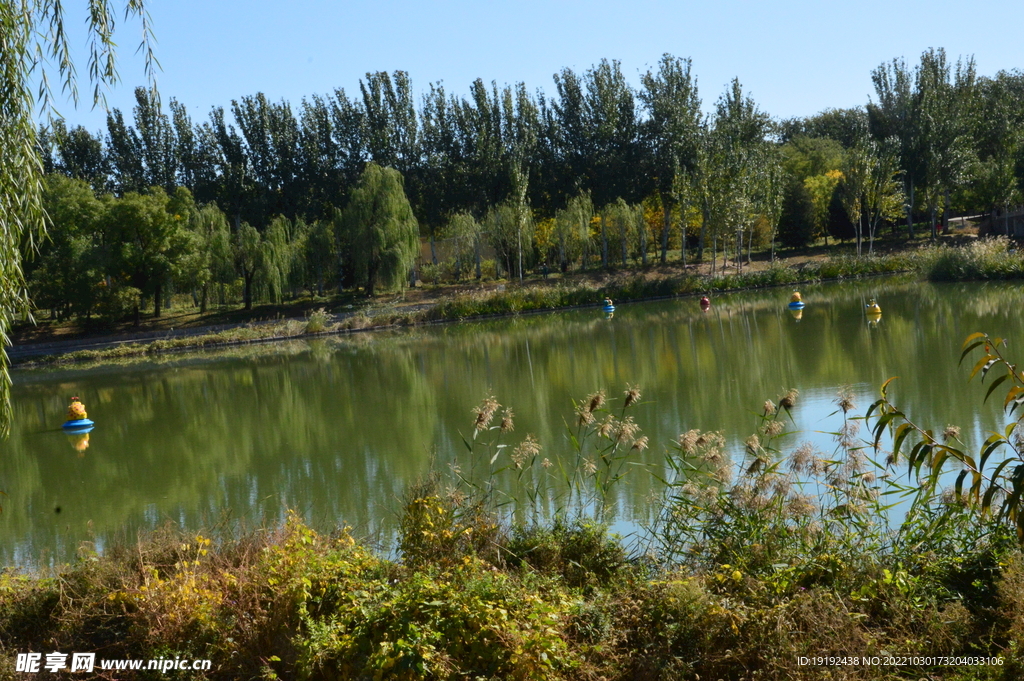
[{"x1": 38, "y1": 0, "x2": 1024, "y2": 133}]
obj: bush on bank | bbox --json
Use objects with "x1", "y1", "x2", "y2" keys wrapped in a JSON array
[{"x1": 920, "y1": 237, "x2": 1024, "y2": 282}]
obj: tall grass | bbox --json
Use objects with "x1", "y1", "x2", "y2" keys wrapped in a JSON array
[{"x1": 921, "y1": 236, "x2": 1024, "y2": 281}]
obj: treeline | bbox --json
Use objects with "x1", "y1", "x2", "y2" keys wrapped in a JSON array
[{"x1": 29, "y1": 50, "x2": 1024, "y2": 319}]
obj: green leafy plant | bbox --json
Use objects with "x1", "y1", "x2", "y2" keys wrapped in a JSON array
[
  {"x1": 867, "y1": 332, "x2": 1024, "y2": 538},
  {"x1": 304, "y1": 307, "x2": 330, "y2": 334}
]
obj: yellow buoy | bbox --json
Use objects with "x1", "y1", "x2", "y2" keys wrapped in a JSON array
[
  {"x1": 790, "y1": 291, "x2": 802, "y2": 303},
  {"x1": 67, "y1": 432, "x2": 90, "y2": 453},
  {"x1": 66, "y1": 397, "x2": 87, "y2": 420}
]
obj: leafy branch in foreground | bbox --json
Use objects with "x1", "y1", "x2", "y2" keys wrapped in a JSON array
[
  {"x1": 1, "y1": 1, "x2": 156, "y2": 438},
  {"x1": 867, "y1": 331, "x2": 1024, "y2": 537}
]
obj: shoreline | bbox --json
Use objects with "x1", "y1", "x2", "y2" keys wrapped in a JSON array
[
  {"x1": 13, "y1": 233, "x2": 1023, "y2": 368},
  {"x1": 11, "y1": 265, "x2": 918, "y2": 369}
]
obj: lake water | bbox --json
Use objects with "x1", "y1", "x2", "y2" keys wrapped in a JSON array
[{"x1": 3, "y1": 276, "x2": 1021, "y2": 567}]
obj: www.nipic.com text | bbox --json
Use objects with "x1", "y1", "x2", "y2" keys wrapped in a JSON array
[{"x1": 15, "y1": 652, "x2": 212, "y2": 673}]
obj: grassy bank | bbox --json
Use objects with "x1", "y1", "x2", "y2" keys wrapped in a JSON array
[
  {"x1": 4, "y1": 370, "x2": 1024, "y2": 680},
  {"x1": 427, "y1": 252, "x2": 917, "y2": 321},
  {"x1": 16, "y1": 252, "x2": 917, "y2": 367},
  {"x1": 16, "y1": 308, "x2": 428, "y2": 368}
]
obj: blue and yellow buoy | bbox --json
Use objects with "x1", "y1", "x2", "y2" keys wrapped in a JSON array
[
  {"x1": 866, "y1": 299, "x2": 882, "y2": 325},
  {"x1": 602, "y1": 298, "x2": 615, "y2": 313},
  {"x1": 788, "y1": 290, "x2": 805, "y2": 310},
  {"x1": 62, "y1": 397, "x2": 94, "y2": 433}
]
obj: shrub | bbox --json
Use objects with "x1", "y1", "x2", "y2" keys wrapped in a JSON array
[
  {"x1": 923, "y1": 237, "x2": 1024, "y2": 281},
  {"x1": 96, "y1": 284, "x2": 142, "y2": 322},
  {"x1": 298, "y1": 558, "x2": 577, "y2": 680},
  {"x1": 398, "y1": 478, "x2": 501, "y2": 570},
  {"x1": 503, "y1": 519, "x2": 628, "y2": 590},
  {"x1": 418, "y1": 261, "x2": 444, "y2": 285},
  {"x1": 304, "y1": 307, "x2": 330, "y2": 334}
]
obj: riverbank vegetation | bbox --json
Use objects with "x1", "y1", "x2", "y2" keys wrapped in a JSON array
[
  {"x1": 19, "y1": 237, "x2": 1024, "y2": 366},
  {"x1": 6, "y1": 338, "x2": 1024, "y2": 679},
  {"x1": 23, "y1": 234, "x2": 1024, "y2": 366},
  {"x1": 13, "y1": 249, "x2": 919, "y2": 366}
]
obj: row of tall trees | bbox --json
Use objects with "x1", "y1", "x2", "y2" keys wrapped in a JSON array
[
  {"x1": 39, "y1": 51, "x2": 1024, "y2": 258},
  {"x1": 36, "y1": 57, "x2": 780, "y2": 257},
  {"x1": 780, "y1": 49, "x2": 1024, "y2": 248}
]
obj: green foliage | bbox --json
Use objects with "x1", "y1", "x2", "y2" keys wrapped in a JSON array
[
  {"x1": 233, "y1": 221, "x2": 260, "y2": 310},
  {"x1": 96, "y1": 285, "x2": 142, "y2": 323},
  {"x1": 601, "y1": 199, "x2": 647, "y2": 266},
  {"x1": 922, "y1": 237, "x2": 1024, "y2": 281},
  {"x1": 342, "y1": 163, "x2": 419, "y2": 295},
  {"x1": 504, "y1": 519, "x2": 627, "y2": 590},
  {"x1": 28, "y1": 175, "x2": 106, "y2": 320},
  {"x1": 304, "y1": 218, "x2": 338, "y2": 295},
  {"x1": 486, "y1": 199, "x2": 535, "y2": 280},
  {"x1": 104, "y1": 186, "x2": 192, "y2": 317},
  {"x1": 442, "y1": 212, "x2": 483, "y2": 280},
  {"x1": 304, "y1": 307, "x2": 330, "y2": 334},
  {"x1": 256, "y1": 215, "x2": 299, "y2": 304},
  {"x1": 176, "y1": 203, "x2": 233, "y2": 312},
  {"x1": 803, "y1": 170, "x2": 844, "y2": 242},
  {"x1": 871, "y1": 330, "x2": 1024, "y2": 540},
  {"x1": 397, "y1": 478, "x2": 501, "y2": 571},
  {"x1": 778, "y1": 136, "x2": 846, "y2": 247},
  {"x1": 299, "y1": 558, "x2": 576, "y2": 680}
]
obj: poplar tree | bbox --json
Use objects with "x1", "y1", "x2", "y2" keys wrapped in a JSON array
[{"x1": 640, "y1": 54, "x2": 702, "y2": 263}]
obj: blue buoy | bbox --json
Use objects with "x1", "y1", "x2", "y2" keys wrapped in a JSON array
[
  {"x1": 62, "y1": 418, "x2": 94, "y2": 433},
  {"x1": 788, "y1": 301, "x2": 805, "y2": 310},
  {"x1": 603, "y1": 305, "x2": 615, "y2": 313}
]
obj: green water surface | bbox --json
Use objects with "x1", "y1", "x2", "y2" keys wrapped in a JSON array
[{"x1": 2, "y1": 277, "x2": 1021, "y2": 566}]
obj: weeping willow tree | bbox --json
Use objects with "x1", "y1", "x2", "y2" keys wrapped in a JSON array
[
  {"x1": 257, "y1": 215, "x2": 298, "y2": 303},
  {"x1": 232, "y1": 217, "x2": 299, "y2": 309},
  {"x1": 551, "y1": 192, "x2": 593, "y2": 271},
  {"x1": 0, "y1": 1, "x2": 154, "y2": 436},
  {"x1": 445, "y1": 212, "x2": 483, "y2": 280},
  {"x1": 601, "y1": 198, "x2": 649, "y2": 267},
  {"x1": 179, "y1": 203, "x2": 233, "y2": 312},
  {"x1": 341, "y1": 163, "x2": 419, "y2": 296}
]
